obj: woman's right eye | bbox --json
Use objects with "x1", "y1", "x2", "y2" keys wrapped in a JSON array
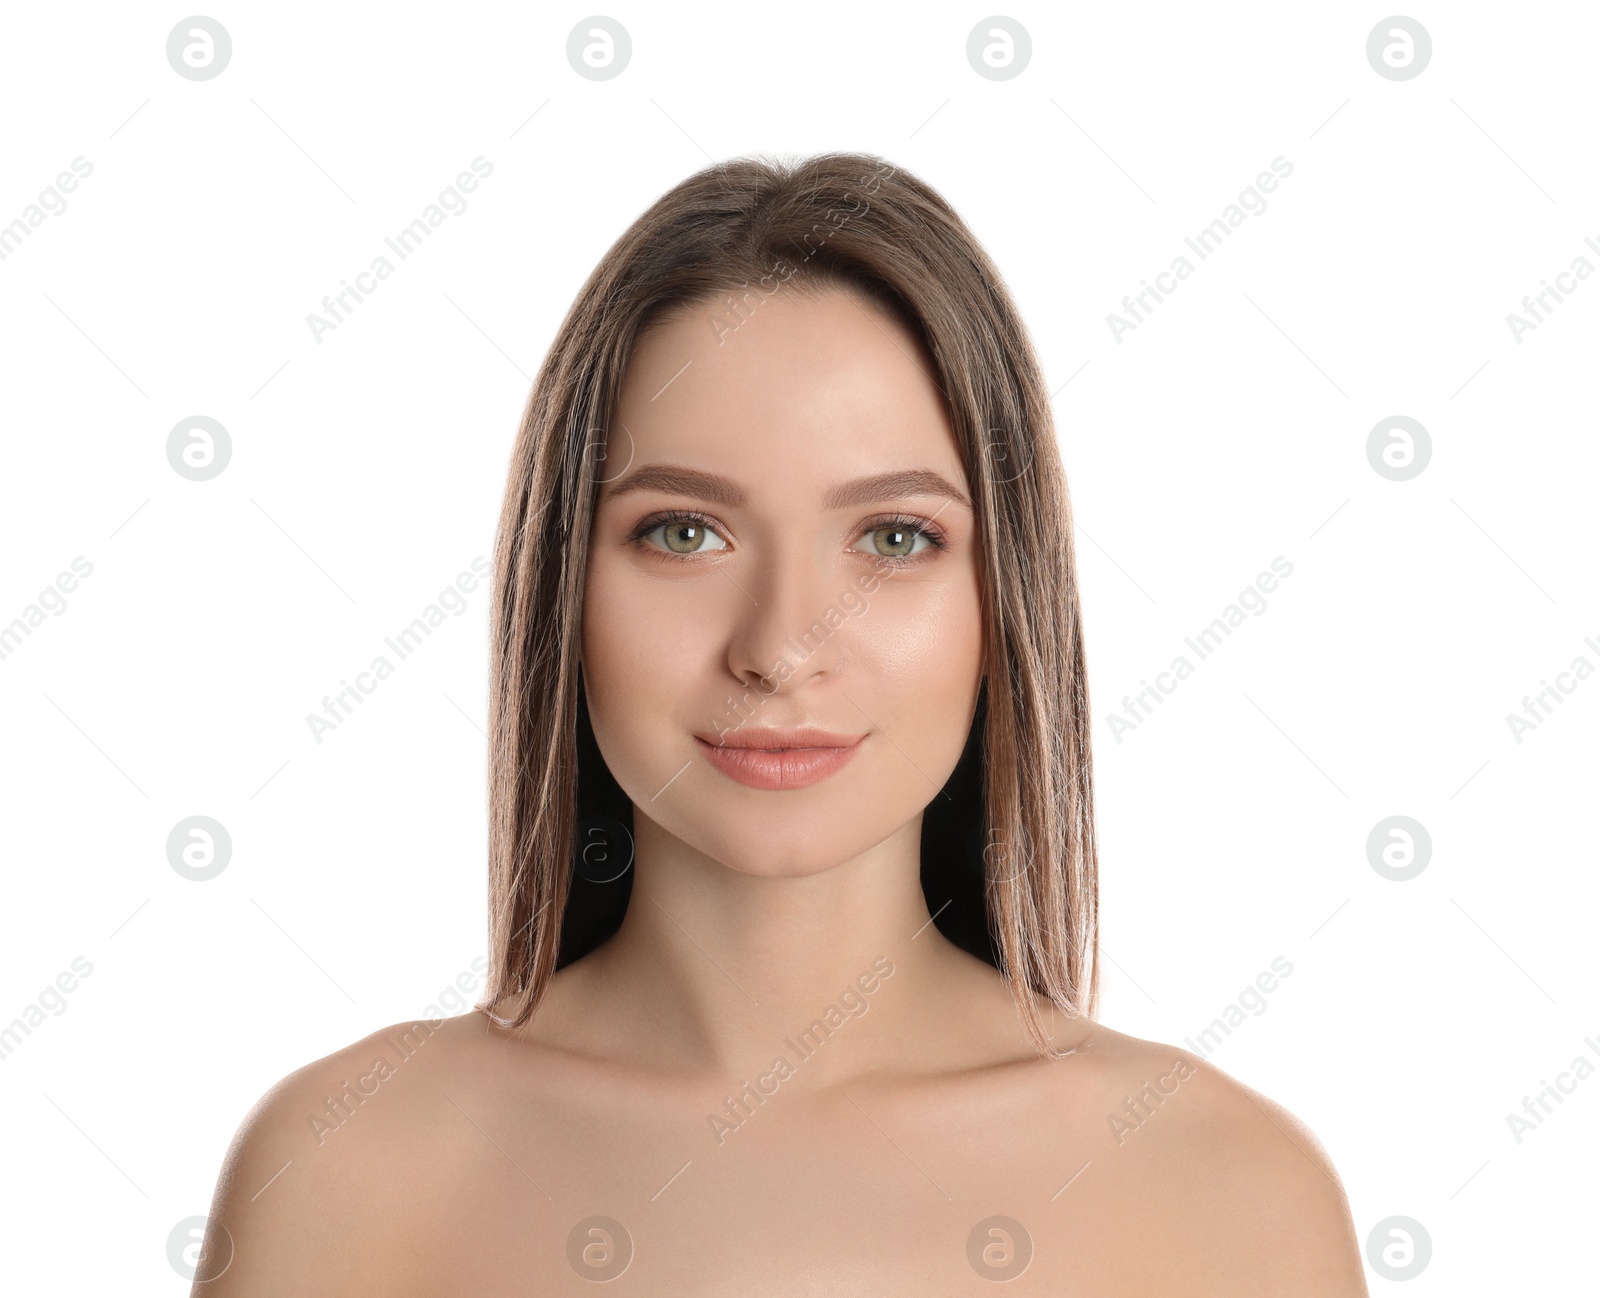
[{"x1": 635, "y1": 514, "x2": 730, "y2": 559}]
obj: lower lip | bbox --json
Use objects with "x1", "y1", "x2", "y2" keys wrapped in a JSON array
[{"x1": 694, "y1": 736, "x2": 865, "y2": 790}]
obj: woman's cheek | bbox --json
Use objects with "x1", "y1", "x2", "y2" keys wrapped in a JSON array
[
  {"x1": 878, "y1": 578, "x2": 981, "y2": 682},
  {"x1": 586, "y1": 559, "x2": 708, "y2": 713},
  {"x1": 583, "y1": 560, "x2": 648, "y2": 725}
]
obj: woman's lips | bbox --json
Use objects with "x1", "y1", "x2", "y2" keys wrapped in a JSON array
[{"x1": 693, "y1": 735, "x2": 866, "y2": 790}]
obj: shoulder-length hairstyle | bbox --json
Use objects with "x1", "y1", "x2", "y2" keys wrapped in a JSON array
[{"x1": 478, "y1": 151, "x2": 1098, "y2": 1057}]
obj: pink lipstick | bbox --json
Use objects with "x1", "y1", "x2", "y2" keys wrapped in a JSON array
[{"x1": 693, "y1": 727, "x2": 867, "y2": 791}]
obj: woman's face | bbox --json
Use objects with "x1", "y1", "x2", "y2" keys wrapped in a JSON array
[{"x1": 581, "y1": 284, "x2": 985, "y2": 878}]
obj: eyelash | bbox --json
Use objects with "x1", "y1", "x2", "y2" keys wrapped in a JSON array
[{"x1": 625, "y1": 510, "x2": 949, "y2": 567}]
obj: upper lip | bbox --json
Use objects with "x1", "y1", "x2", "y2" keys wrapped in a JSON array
[{"x1": 694, "y1": 727, "x2": 866, "y2": 750}]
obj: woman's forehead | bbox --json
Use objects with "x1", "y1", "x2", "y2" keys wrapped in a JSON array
[{"x1": 613, "y1": 290, "x2": 955, "y2": 468}]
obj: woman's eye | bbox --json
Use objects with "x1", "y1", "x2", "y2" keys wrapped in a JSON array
[
  {"x1": 855, "y1": 523, "x2": 935, "y2": 560},
  {"x1": 642, "y1": 519, "x2": 728, "y2": 556},
  {"x1": 635, "y1": 515, "x2": 940, "y2": 563}
]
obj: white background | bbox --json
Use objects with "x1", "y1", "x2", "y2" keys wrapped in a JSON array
[{"x1": 1, "y1": 1, "x2": 1595, "y2": 1292}]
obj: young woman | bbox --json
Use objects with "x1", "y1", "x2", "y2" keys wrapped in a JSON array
[{"x1": 196, "y1": 153, "x2": 1368, "y2": 1295}]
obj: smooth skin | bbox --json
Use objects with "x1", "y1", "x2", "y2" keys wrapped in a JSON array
[{"x1": 195, "y1": 286, "x2": 1369, "y2": 1296}]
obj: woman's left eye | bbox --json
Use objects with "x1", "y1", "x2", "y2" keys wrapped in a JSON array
[{"x1": 853, "y1": 520, "x2": 943, "y2": 561}]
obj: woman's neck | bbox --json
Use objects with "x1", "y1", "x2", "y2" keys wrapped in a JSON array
[{"x1": 526, "y1": 809, "x2": 1040, "y2": 1086}]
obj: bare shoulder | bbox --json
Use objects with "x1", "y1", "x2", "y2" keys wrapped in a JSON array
[
  {"x1": 192, "y1": 1013, "x2": 499, "y2": 1298},
  {"x1": 1032, "y1": 1017, "x2": 1369, "y2": 1296}
]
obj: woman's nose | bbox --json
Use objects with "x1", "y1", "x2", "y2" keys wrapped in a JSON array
[{"x1": 723, "y1": 543, "x2": 849, "y2": 689}]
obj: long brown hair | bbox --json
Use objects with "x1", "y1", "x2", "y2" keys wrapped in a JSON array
[{"x1": 478, "y1": 151, "x2": 1098, "y2": 1057}]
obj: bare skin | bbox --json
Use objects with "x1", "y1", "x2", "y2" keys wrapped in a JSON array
[{"x1": 195, "y1": 286, "x2": 1368, "y2": 1295}]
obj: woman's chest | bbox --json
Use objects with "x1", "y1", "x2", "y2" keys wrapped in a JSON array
[{"x1": 389, "y1": 1076, "x2": 1170, "y2": 1296}]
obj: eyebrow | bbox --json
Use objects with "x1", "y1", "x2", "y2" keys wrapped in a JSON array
[{"x1": 601, "y1": 464, "x2": 973, "y2": 511}]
